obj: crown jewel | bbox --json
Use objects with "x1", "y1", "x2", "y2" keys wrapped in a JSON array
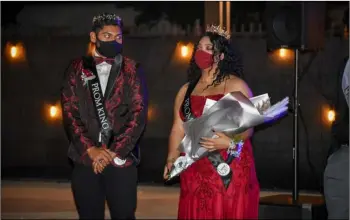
[
  {"x1": 206, "y1": 24, "x2": 231, "y2": 40},
  {"x1": 92, "y1": 13, "x2": 122, "y2": 24}
]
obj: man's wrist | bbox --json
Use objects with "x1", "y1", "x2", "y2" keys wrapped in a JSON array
[{"x1": 86, "y1": 145, "x2": 95, "y2": 153}]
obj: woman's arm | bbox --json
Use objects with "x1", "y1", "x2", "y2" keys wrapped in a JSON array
[
  {"x1": 207, "y1": 77, "x2": 253, "y2": 144},
  {"x1": 199, "y1": 77, "x2": 254, "y2": 151},
  {"x1": 167, "y1": 84, "x2": 188, "y2": 162}
]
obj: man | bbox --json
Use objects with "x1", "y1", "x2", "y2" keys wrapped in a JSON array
[
  {"x1": 61, "y1": 13, "x2": 148, "y2": 219},
  {"x1": 323, "y1": 8, "x2": 349, "y2": 220}
]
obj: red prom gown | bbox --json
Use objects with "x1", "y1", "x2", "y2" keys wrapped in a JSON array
[{"x1": 178, "y1": 94, "x2": 260, "y2": 219}]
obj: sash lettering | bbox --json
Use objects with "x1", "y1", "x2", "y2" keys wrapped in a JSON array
[
  {"x1": 81, "y1": 56, "x2": 114, "y2": 148},
  {"x1": 91, "y1": 83, "x2": 110, "y2": 130},
  {"x1": 184, "y1": 98, "x2": 192, "y2": 119},
  {"x1": 87, "y1": 78, "x2": 112, "y2": 147},
  {"x1": 182, "y1": 78, "x2": 198, "y2": 121}
]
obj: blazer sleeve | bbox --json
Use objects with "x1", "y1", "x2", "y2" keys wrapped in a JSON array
[{"x1": 60, "y1": 60, "x2": 96, "y2": 163}]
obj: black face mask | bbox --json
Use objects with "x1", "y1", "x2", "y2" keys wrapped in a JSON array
[{"x1": 95, "y1": 39, "x2": 123, "y2": 58}]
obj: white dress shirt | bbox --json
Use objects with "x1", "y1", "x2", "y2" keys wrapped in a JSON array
[{"x1": 94, "y1": 51, "x2": 112, "y2": 96}]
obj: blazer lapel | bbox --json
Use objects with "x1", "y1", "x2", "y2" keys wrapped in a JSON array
[
  {"x1": 82, "y1": 56, "x2": 98, "y2": 78},
  {"x1": 105, "y1": 54, "x2": 123, "y2": 101}
]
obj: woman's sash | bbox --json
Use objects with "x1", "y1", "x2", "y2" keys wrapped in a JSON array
[{"x1": 181, "y1": 79, "x2": 233, "y2": 189}]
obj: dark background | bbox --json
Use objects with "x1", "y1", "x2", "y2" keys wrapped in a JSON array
[
  {"x1": 1, "y1": 1, "x2": 349, "y2": 192},
  {"x1": 2, "y1": 1, "x2": 346, "y2": 27}
]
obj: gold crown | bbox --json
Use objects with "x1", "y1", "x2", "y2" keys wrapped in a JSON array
[
  {"x1": 92, "y1": 13, "x2": 122, "y2": 24},
  {"x1": 206, "y1": 24, "x2": 231, "y2": 40}
]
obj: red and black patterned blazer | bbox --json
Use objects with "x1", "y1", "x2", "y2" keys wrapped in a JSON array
[{"x1": 60, "y1": 55, "x2": 148, "y2": 167}]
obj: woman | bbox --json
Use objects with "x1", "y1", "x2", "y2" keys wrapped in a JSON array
[{"x1": 164, "y1": 26, "x2": 260, "y2": 219}]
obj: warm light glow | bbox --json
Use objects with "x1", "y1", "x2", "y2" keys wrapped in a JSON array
[
  {"x1": 50, "y1": 106, "x2": 58, "y2": 118},
  {"x1": 273, "y1": 48, "x2": 293, "y2": 62},
  {"x1": 327, "y1": 110, "x2": 335, "y2": 122},
  {"x1": 87, "y1": 42, "x2": 95, "y2": 56},
  {"x1": 279, "y1": 48, "x2": 287, "y2": 58},
  {"x1": 147, "y1": 105, "x2": 156, "y2": 121},
  {"x1": 219, "y1": 1, "x2": 223, "y2": 27},
  {"x1": 10, "y1": 46, "x2": 18, "y2": 58},
  {"x1": 6, "y1": 42, "x2": 26, "y2": 61},
  {"x1": 45, "y1": 102, "x2": 62, "y2": 122},
  {"x1": 176, "y1": 42, "x2": 194, "y2": 62},
  {"x1": 226, "y1": 1, "x2": 231, "y2": 34},
  {"x1": 181, "y1": 45, "x2": 189, "y2": 57}
]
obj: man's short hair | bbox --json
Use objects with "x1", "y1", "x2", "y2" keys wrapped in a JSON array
[
  {"x1": 343, "y1": 8, "x2": 349, "y2": 28},
  {"x1": 92, "y1": 13, "x2": 123, "y2": 33}
]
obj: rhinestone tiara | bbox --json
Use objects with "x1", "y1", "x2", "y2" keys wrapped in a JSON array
[
  {"x1": 92, "y1": 13, "x2": 122, "y2": 25},
  {"x1": 206, "y1": 24, "x2": 231, "y2": 40}
]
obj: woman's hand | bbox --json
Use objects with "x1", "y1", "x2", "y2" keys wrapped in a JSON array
[
  {"x1": 163, "y1": 158, "x2": 176, "y2": 180},
  {"x1": 200, "y1": 132, "x2": 232, "y2": 152}
]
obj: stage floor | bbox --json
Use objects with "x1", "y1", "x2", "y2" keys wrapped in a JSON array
[{"x1": 1, "y1": 180, "x2": 322, "y2": 219}]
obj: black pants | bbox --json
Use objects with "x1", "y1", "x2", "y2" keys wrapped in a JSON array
[{"x1": 71, "y1": 163, "x2": 137, "y2": 219}]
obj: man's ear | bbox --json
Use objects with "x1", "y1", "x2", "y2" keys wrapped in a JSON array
[{"x1": 90, "y1": 32, "x2": 97, "y2": 43}]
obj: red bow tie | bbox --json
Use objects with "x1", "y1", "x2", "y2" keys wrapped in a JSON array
[{"x1": 94, "y1": 57, "x2": 114, "y2": 65}]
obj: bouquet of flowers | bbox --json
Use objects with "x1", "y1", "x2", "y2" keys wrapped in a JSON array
[{"x1": 167, "y1": 92, "x2": 289, "y2": 180}]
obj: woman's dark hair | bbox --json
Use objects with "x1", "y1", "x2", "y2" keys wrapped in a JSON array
[
  {"x1": 92, "y1": 13, "x2": 123, "y2": 33},
  {"x1": 187, "y1": 32, "x2": 244, "y2": 88}
]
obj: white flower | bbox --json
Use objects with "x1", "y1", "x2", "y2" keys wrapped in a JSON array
[{"x1": 81, "y1": 71, "x2": 96, "y2": 86}]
